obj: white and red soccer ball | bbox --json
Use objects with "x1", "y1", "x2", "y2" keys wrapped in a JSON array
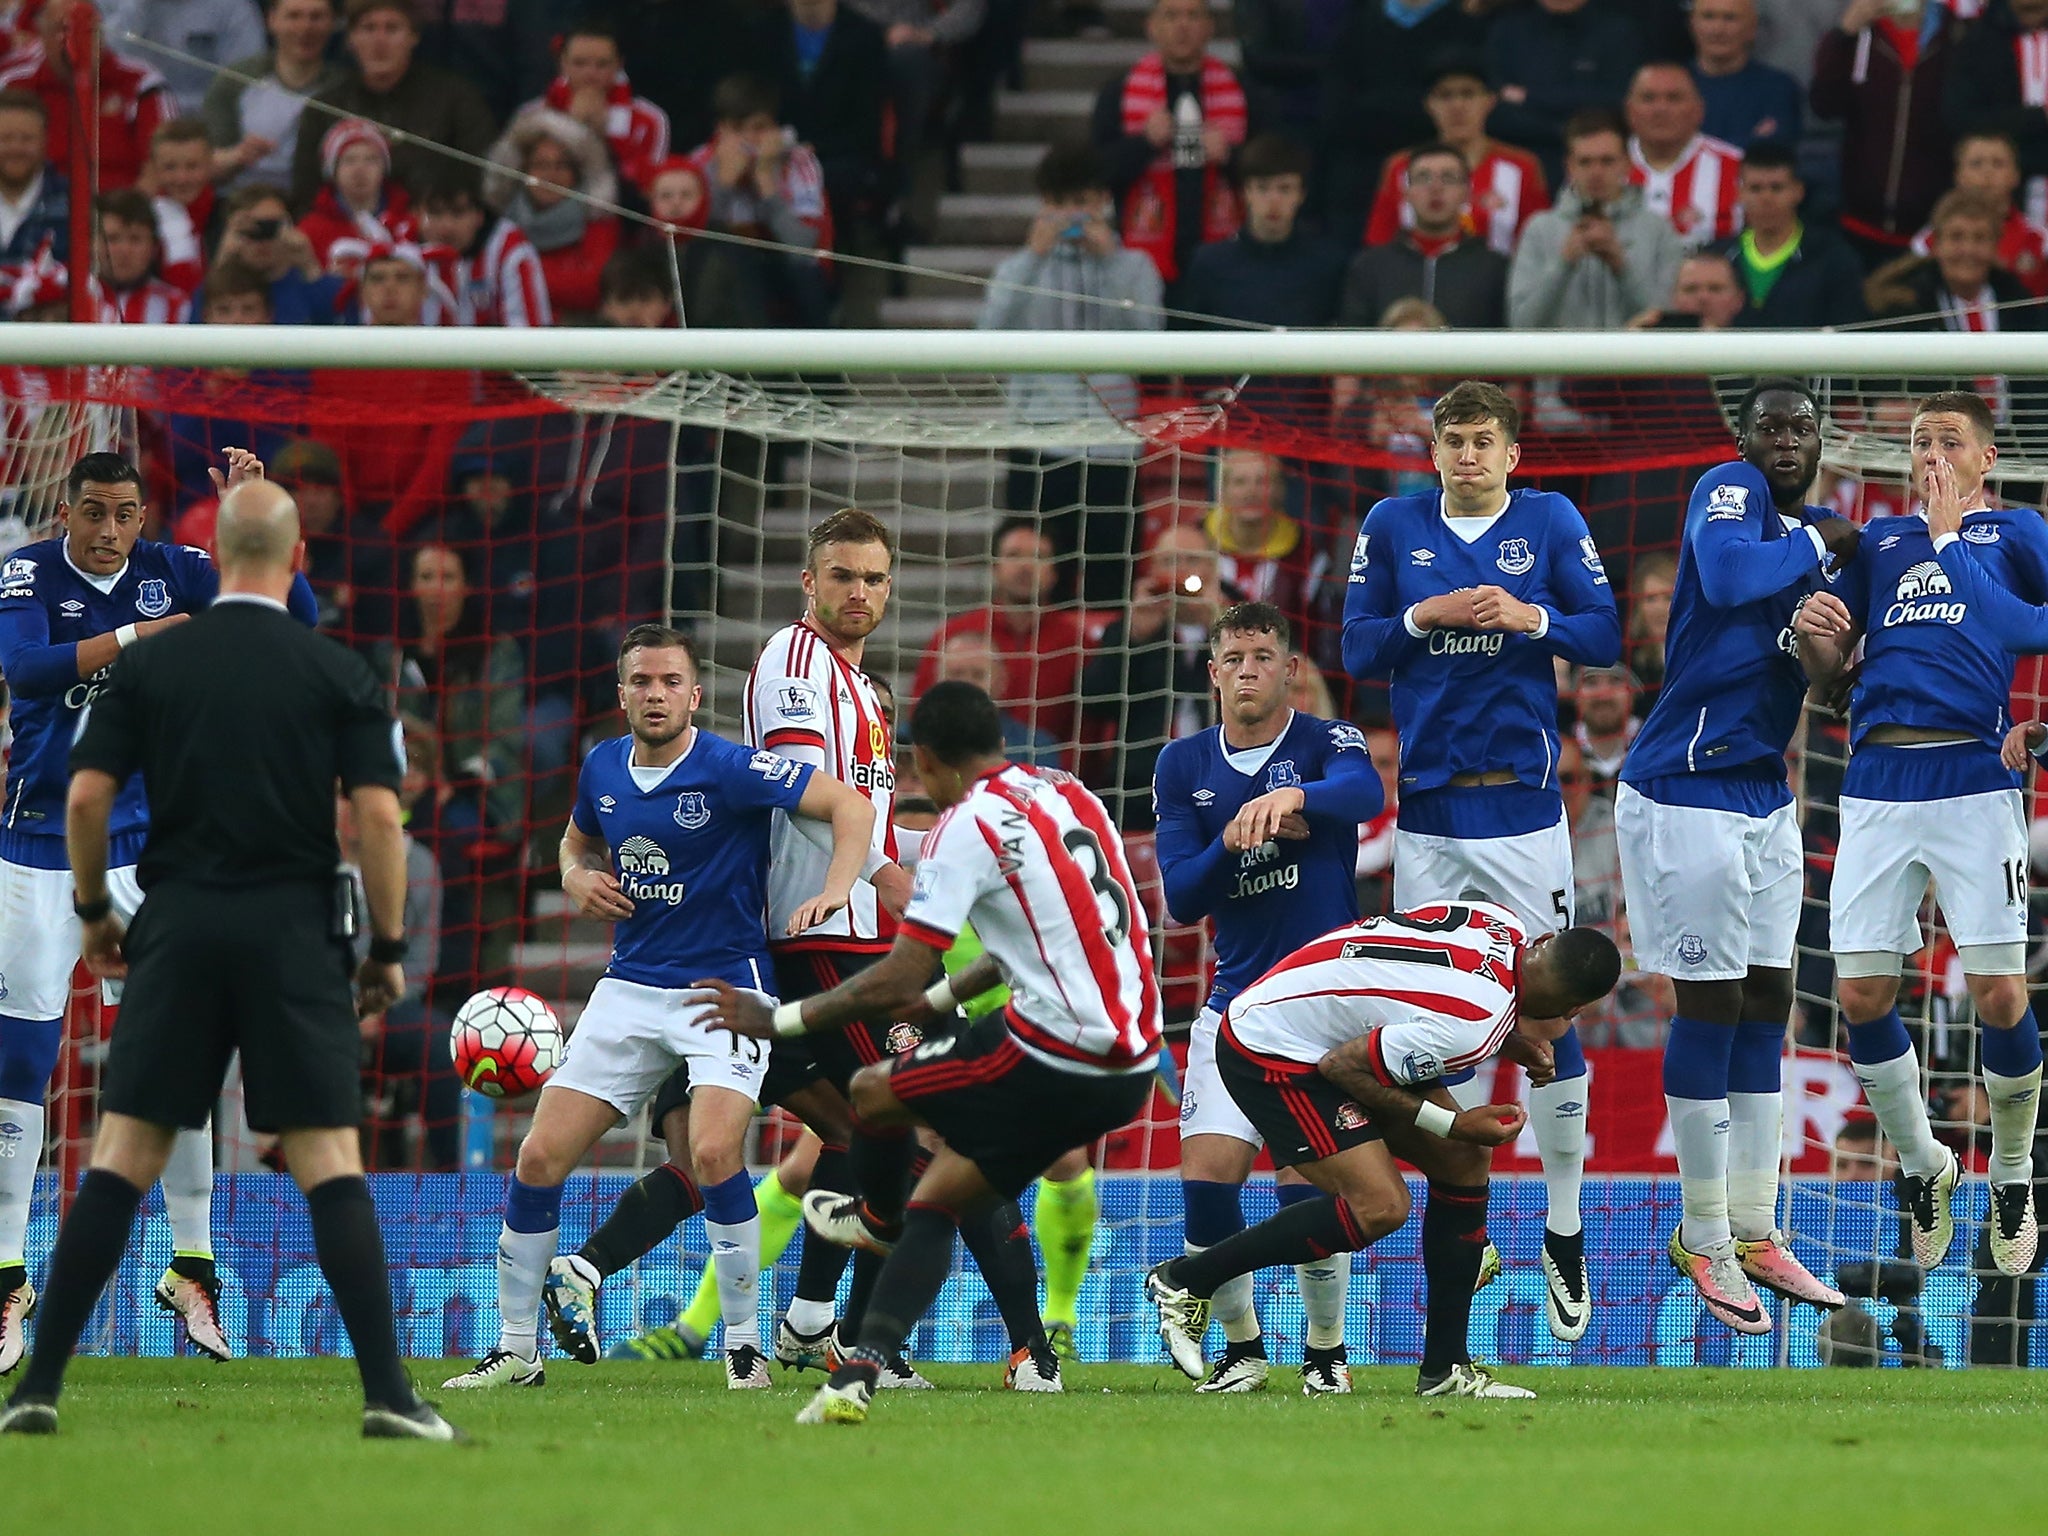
[{"x1": 450, "y1": 987, "x2": 564, "y2": 1098}]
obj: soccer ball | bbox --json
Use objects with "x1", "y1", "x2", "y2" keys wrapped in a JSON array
[{"x1": 450, "y1": 988, "x2": 564, "y2": 1099}]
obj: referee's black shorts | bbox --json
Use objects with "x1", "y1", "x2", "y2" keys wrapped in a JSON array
[{"x1": 100, "y1": 880, "x2": 363, "y2": 1134}]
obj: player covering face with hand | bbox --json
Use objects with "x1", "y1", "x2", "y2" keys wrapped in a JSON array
[
  {"x1": 1145, "y1": 905, "x2": 1621, "y2": 1399},
  {"x1": 1794, "y1": 391, "x2": 2047, "y2": 1279},
  {"x1": 444, "y1": 627, "x2": 878, "y2": 1393}
]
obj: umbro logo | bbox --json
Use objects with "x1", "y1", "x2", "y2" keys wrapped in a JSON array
[
  {"x1": 59, "y1": 600, "x2": 83, "y2": 614},
  {"x1": 597, "y1": 795, "x2": 616, "y2": 813},
  {"x1": 1878, "y1": 534, "x2": 1901, "y2": 551},
  {"x1": 1192, "y1": 789, "x2": 1215, "y2": 804},
  {"x1": 1410, "y1": 548, "x2": 1436, "y2": 566}
]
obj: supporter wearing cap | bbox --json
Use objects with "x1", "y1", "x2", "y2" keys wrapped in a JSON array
[{"x1": 298, "y1": 118, "x2": 417, "y2": 271}]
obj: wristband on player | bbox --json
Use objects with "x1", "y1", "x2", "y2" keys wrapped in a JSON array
[
  {"x1": 923, "y1": 977, "x2": 959, "y2": 1015},
  {"x1": 772, "y1": 1001, "x2": 807, "y2": 1037},
  {"x1": 72, "y1": 894, "x2": 113, "y2": 922},
  {"x1": 1414, "y1": 1100, "x2": 1457, "y2": 1139},
  {"x1": 367, "y1": 934, "x2": 408, "y2": 964},
  {"x1": 115, "y1": 623, "x2": 139, "y2": 649}
]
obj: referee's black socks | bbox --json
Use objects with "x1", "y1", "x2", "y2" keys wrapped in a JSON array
[
  {"x1": 306, "y1": 1176, "x2": 415, "y2": 1412},
  {"x1": 12, "y1": 1169, "x2": 144, "y2": 1403}
]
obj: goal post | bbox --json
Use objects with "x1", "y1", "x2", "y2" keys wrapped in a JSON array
[{"x1": 7, "y1": 325, "x2": 2037, "y2": 1368}]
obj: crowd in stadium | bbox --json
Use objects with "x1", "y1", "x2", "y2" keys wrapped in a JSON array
[{"x1": 1, "y1": 0, "x2": 2044, "y2": 1174}]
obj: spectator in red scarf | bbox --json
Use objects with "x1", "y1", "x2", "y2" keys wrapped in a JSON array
[
  {"x1": 415, "y1": 171, "x2": 552, "y2": 327},
  {"x1": 521, "y1": 22, "x2": 670, "y2": 195},
  {"x1": 485, "y1": 106, "x2": 622, "y2": 319},
  {"x1": 0, "y1": 0, "x2": 175, "y2": 191},
  {"x1": 1202, "y1": 449, "x2": 1312, "y2": 643},
  {"x1": 94, "y1": 189, "x2": 190, "y2": 323},
  {"x1": 298, "y1": 118, "x2": 417, "y2": 271},
  {"x1": 1090, "y1": 0, "x2": 1250, "y2": 290},
  {"x1": 139, "y1": 120, "x2": 213, "y2": 290}
]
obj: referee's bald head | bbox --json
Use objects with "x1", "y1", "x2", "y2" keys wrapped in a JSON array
[{"x1": 214, "y1": 479, "x2": 302, "y2": 575}]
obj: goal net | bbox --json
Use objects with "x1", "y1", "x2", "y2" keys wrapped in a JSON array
[{"x1": 8, "y1": 328, "x2": 2041, "y2": 1370}]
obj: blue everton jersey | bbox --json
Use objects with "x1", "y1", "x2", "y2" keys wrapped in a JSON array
[
  {"x1": 0, "y1": 536, "x2": 318, "y2": 868},
  {"x1": 1831, "y1": 509, "x2": 2048, "y2": 801},
  {"x1": 570, "y1": 730, "x2": 814, "y2": 991},
  {"x1": 1153, "y1": 709, "x2": 1383, "y2": 1012},
  {"x1": 1624, "y1": 461, "x2": 1838, "y2": 803},
  {"x1": 1340, "y1": 487, "x2": 1619, "y2": 827}
]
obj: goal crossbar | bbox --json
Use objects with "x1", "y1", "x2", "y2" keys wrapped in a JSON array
[{"x1": 0, "y1": 323, "x2": 2040, "y2": 376}]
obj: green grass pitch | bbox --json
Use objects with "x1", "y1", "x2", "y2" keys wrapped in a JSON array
[{"x1": 4, "y1": 1360, "x2": 2045, "y2": 1535}]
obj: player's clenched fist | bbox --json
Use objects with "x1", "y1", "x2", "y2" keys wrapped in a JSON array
[
  {"x1": 1453, "y1": 1103, "x2": 1527, "y2": 1146},
  {"x1": 564, "y1": 864, "x2": 635, "y2": 920},
  {"x1": 1792, "y1": 590, "x2": 1852, "y2": 640}
]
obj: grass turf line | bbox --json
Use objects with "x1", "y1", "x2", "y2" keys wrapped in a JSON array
[{"x1": 2, "y1": 1360, "x2": 2044, "y2": 1535}]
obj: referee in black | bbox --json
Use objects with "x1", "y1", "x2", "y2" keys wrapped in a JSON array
[{"x1": 0, "y1": 479, "x2": 459, "y2": 1442}]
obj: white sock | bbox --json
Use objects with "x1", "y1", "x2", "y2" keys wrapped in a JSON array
[
  {"x1": 1982, "y1": 1065, "x2": 2044, "y2": 1185},
  {"x1": 1851, "y1": 1050, "x2": 1943, "y2": 1179},
  {"x1": 1446, "y1": 1074, "x2": 1490, "y2": 1112},
  {"x1": 1296, "y1": 1258, "x2": 1347, "y2": 1351},
  {"x1": 1726, "y1": 1091, "x2": 1783, "y2": 1243},
  {"x1": 161, "y1": 1124, "x2": 215, "y2": 1259},
  {"x1": 1186, "y1": 1240, "x2": 1259, "y2": 1344},
  {"x1": 496, "y1": 1222, "x2": 557, "y2": 1358},
  {"x1": 1666, "y1": 1094, "x2": 1733, "y2": 1255},
  {"x1": 707, "y1": 1215, "x2": 762, "y2": 1351},
  {"x1": 784, "y1": 1296, "x2": 836, "y2": 1336},
  {"x1": 1528, "y1": 1079, "x2": 1586, "y2": 1238},
  {"x1": 0, "y1": 1097, "x2": 42, "y2": 1266}
]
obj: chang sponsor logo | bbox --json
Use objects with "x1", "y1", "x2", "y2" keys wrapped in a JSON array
[
  {"x1": 1883, "y1": 561, "x2": 1966, "y2": 627},
  {"x1": 615, "y1": 835, "x2": 685, "y2": 905},
  {"x1": 1428, "y1": 629, "x2": 1504, "y2": 657}
]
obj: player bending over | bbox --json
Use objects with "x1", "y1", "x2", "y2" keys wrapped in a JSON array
[
  {"x1": 443, "y1": 625, "x2": 875, "y2": 1391},
  {"x1": 1157, "y1": 601, "x2": 1383, "y2": 1391},
  {"x1": 1144, "y1": 903, "x2": 1620, "y2": 1397},
  {"x1": 1794, "y1": 390, "x2": 2045, "y2": 1277},
  {"x1": 698, "y1": 681, "x2": 1162, "y2": 1425},
  {"x1": 1616, "y1": 378, "x2": 1854, "y2": 1333},
  {"x1": 1342, "y1": 379, "x2": 1620, "y2": 1343},
  {"x1": 0, "y1": 449, "x2": 317, "y2": 1374}
]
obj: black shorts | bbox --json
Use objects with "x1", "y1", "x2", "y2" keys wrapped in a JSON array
[
  {"x1": 883, "y1": 1012, "x2": 1152, "y2": 1198},
  {"x1": 646, "y1": 1038, "x2": 829, "y2": 1133},
  {"x1": 101, "y1": 881, "x2": 363, "y2": 1135},
  {"x1": 772, "y1": 947, "x2": 928, "y2": 1091},
  {"x1": 1216, "y1": 1017, "x2": 1383, "y2": 1169}
]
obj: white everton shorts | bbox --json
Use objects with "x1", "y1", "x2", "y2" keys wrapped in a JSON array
[
  {"x1": 0, "y1": 859, "x2": 144, "y2": 1020},
  {"x1": 1830, "y1": 789, "x2": 2027, "y2": 959},
  {"x1": 550, "y1": 976, "x2": 774, "y2": 1118},
  {"x1": 1615, "y1": 785, "x2": 1801, "y2": 982},
  {"x1": 1394, "y1": 814, "x2": 1574, "y2": 936},
  {"x1": 1180, "y1": 1005, "x2": 1259, "y2": 1146}
]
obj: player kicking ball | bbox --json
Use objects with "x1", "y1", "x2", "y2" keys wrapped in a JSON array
[
  {"x1": 1794, "y1": 391, "x2": 2046, "y2": 1278},
  {"x1": 1144, "y1": 904, "x2": 1620, "y2": 1397},
  {"x1": 697, "y1": 681, "x2": 1162, "y2": 1425},
  {"x1": 443, "y1": 626, "x2": 876, "y2": 1392},
  {"x1": 1617, "y1": 379, "x2": 1855, "y2": 1333}
]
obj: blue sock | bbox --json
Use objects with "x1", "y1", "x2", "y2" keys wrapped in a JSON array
[
  {"x1": 1274, "y1": 1183, "x2": 1322, "y2": 1210},
  {"x1": 1982, "y1": 1007, "x2": 2045, "y2": 1077},
  {"x1": 1729, "y1": 1021, "x2": 1784, "y2": 1094},
  {"x1": 1845, "y1": 1008, "x2": 1913, "y2": 1066},
  {"x1": 1550, "y1": 1024, "x2": 1587, "y2": 1082},
  {"x1": 1662, "y1": 1015, "x2": 1734, "y2": 1100},
  {"x1": 702, "y1": 1169, "x2": 757, "y2": 1225},
  {"x1": 505, "y1": 1175, "x2": 564, "y2": 1234},
  {"x1": 1182, "y1": 1180, "x2": 1246, "y2": 1249}
]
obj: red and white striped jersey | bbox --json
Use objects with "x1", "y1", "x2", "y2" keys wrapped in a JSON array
[
  {"x1": 430, "y1": 218, "x2": 554, "y2": 327},
  {"x1": 745, "y1": 618, "x2": 898, "y2": 951},
  {"x1": 905, "y1": 763, "x2": 1161, "y2": 1076},
  {"x1": 1225, "y1": 902, "x2": 1526, "y2": 1081},
  {"x1": 150, "y1": 195, "x2": 203, "y2": 293},
  {"x1": 1629, "y1": 134, "x2": 1743, "y2": 248},
  {"x1": 1910, "y1": 207, "x2": 2048, "y2": 297},
  {"x1": 106, "y1": 275, "x2": 189, "y2": 325},
  {"x1": 1364, "y1": 143, "x2": 1549, "y2": 257}
]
